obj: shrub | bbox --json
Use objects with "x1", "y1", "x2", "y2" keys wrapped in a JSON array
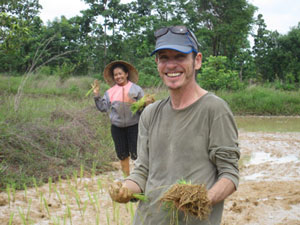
[
  {"x1": 136, "y1": 57, "x2": 162, "y2": 87},
  {"x1": 198, "y1": 56, "x2": 243, "y2": 91}
]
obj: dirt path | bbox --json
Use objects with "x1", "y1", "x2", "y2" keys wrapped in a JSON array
[{"x1": 0, "y1": 131, "x2": 299, "y2": 225}]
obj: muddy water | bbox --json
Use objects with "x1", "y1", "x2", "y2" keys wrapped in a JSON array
[
  {"x1": 222, "y1": 116, "x2": 300, "y2": 225},
  {"x1": 236, "y1": 116, "x2": 300, "y2": 132}
]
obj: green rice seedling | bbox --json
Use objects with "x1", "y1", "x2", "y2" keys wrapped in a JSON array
[
  {"x1": 132, "y1": 193, "x2": 149, "y2": 202},
  {"x1": 80, "y1": 164, "x2": 84, "y2": 182},
  {"x1": 39, "y1": 192, "x2": 43, "y2": 206},
  {"x1": 54, "y1": 184, "x2": 62, "y2": 204},
  {"x1": 66, "y1": 175, "x2": 72, "y2": 188},
  {"x1": 75, "y1": 196, "x2": 82, "y2": 218},
  {"x1": 85, "y1": 186, "x2": 97, "y2": 212},
  {"x1": 85, "y1": 185, "x2": 94, "y2": 204},
  {"x1": 97, "y1": 178, "x2": 103, "y2": 193},
  {"x1": 43, "y1": 196, "x2": 51, "y2": 218},
  {"x1": 129, "y1": 202, "x2": 135, "y2": 223},
  {"x1": 82, "y1": 200, "x2": 88, "y2": 217},
  {"x1": 8, "y1": 212, "x2": 14, "y2": 225},
  {"x1": 18, "y1": 207, "x2": 27, "y2": 225},
  {"x1": 6, "y1": 184, "x2": 11, "y2": 207},
  {"x1": 48, "y1": 177, "x2": 52, "y2": 198},
  {"x1": 73, "y1": 170, "x2": 78, "y2": 188},
  {"x1": 11, "y1": 184, "x2": 16, "y2": 202},
  {"x1": 85, "y1": 86, "x2": 94, "y2": 97},
  {"x1": 66, "y1": 203, "x2": 73, "y2": 225},
  {"x1": 23, "y1": 183, "x2": 28, "y2": 202},
  {"x1": 93, "y1": 193, "x2": 100, "y2": 213},
  {"x1": 91, "y1": 161, "x2": 96, "y2": 178},
  {"x1": 58, "y1": 175, "x2": 62, "y2": 188},
  {"x1": 116, "y1": 203, "x2": 120, "y2": 224},
  {"x1": 63, "y1": 214, "x2": 67, "y2": 225},
  {"x1": 106, "y1": 209, "x2": 110, "y2": 225},
  {"x1": 72, "y1": 186, "x2": 81, "y2": 204},
  {"x1": 52, "y1": 216, "x2": 61, "y2": 225},
  {"x1": 112, "y1": 201, "x2": 117, "y2": 221},
  {"x1": 26, "y1": 198, "x2": 32, "y2": 222},
  {"x1": 32, "y1": 177, "x2": 38, "y2": 193},
  {"x1": 95, "y1": 213, "x2": 100, "y2": 225}
]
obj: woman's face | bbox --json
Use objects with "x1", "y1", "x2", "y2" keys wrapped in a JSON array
[{"x1": 113, "y1": 67, "x2": 129, "y2": 86}]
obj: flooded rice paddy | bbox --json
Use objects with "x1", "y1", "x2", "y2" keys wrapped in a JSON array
[{"x1": 0, "y1": 116, "x2": 299, "y2": 225}]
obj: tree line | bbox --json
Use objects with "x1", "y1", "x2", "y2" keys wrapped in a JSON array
[{"x1": 1, "y1": 0, "x2": 299, "y2": 89}]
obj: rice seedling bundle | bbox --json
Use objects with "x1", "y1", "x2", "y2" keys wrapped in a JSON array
[
  {"x1": 86, "y1": 79, "x2": 99, "y2": 97},
  {"x1": 160, "y1": 182, "x2": 211, "y2": 221},
  {"x1": 130, "y1": 94, "x2": 155, "y2": 115}
]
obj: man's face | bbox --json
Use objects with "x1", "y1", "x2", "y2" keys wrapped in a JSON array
[{"x1": 155, "y1": 49, "x2": 202, "y2": 90}]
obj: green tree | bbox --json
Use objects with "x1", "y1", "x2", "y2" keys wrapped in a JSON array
[
  {"x1": 278, "y1": 23, "x2": 300, "y2": 85},
  {"x1": 252, "y1": 14, "x2": 277, "y2": 81},
  {"x1": 182, "y1": 0, "x2": 256, "y2": 61},
  {"x1": 198, "y1": 56, "x2": 243, "y2": 90},
  {"x1": 0, "y1": 0, "x2": 42, "y2": 73}
]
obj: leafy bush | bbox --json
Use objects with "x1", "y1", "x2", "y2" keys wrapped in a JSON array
[
  {"x1": 38, "y1": 66, "x2": 52, "y2": 75},
  {"x1": 55, "y1": 62, "x2": 76, "y2": 82},
  {"x1": 198, "y1": 56, "x2": 244, "y2": 91},
  {"x1": 136, "y1": 57, "x2": 162, "y2": 87}
]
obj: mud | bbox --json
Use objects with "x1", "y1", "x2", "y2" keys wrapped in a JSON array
[{"x1": 0, "y1": 131, "x2": 299, "y2": 225}]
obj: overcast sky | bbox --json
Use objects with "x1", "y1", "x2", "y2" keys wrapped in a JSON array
[{"x1": 39, "y1": 0, "x2": 300, "y2": 35}]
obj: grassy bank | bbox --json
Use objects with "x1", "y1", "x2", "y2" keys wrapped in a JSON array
[
  {"x1": 216, "y1": 86, "x2": 300, "y2": 116},
  {"x1": 0, "y1": 74, "x2": 115, "y2": 190},
  {"x1": 0, "y1": 74, "x2": 299, "y2": 190}
]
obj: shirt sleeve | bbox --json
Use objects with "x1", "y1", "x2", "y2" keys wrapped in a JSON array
[
  {"x1": 138, "y1": 86, "x2": 144, "y2": 100},
  {"x1": 94, "y1": 92, "x2": 110, "y2": 112},
  {"x1": 208, "y1": 110, "x2": 240, "y2": 189}
]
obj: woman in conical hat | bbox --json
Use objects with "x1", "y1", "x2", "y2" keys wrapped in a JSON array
[{"x1": 93, "y1": 60, "x2": 144, "y2": 177}]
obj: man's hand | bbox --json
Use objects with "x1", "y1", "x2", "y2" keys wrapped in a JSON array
[
  {"x1": 109, "y1": 181, "x2": 133, "y2": 203},
  {"x1": 91, "y1": 79, "x2": 100, "y2": 96}
]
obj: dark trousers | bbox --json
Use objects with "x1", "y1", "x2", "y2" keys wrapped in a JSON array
[{"x1": 111, "y1": 124, "x2": 138, "y2": 160}]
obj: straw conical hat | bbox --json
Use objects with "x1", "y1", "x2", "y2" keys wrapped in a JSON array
[{"x1": 103, "y1": 60, "x2": 139, "y2": 86}]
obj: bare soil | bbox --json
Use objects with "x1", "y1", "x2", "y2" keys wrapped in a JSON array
[{"x1": 0, "y1": 131, "x2": 299, "y2": 225}]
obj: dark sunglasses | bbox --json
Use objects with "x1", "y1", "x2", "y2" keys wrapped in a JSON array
[{"x1": 154, "y1": 26, "x2": 200, "y2": 48}]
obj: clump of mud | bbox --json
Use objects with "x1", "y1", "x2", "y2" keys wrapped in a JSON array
[{"x1": 160, "y1": 183, "x2": 212, "y2": 221}]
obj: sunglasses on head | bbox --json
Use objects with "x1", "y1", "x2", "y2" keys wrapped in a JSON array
[{"x1": 154, "y1": 26, "x2": 200, "y2": 48}]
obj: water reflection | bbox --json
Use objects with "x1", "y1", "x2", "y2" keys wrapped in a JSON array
[{"x1": 235, "y1": 116, "x2": 300, "y2": 132}]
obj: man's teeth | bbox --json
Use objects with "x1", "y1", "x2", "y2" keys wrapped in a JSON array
[{"x1": 167, "y1": 73, "x2": 180, "y2": 77}]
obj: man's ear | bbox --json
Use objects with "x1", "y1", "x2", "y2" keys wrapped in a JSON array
[{"x1": 195, "y1": 52, "x2": 202, "y2": 70}]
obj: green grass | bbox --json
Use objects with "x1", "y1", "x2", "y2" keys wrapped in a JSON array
[{"x1": 216, "y1": 86, "x2": 300, "y2": 116}]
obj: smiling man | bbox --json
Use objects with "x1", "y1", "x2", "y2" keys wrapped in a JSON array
[{"x1": 109, "y1": 25, "x2": 240, "y2": 225}]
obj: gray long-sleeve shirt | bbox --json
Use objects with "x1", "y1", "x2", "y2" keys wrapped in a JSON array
[
  {"x1": 127, "y1": 92, "x2": 240, "y2": 225},
  {"x1": 94, "y1": 81, "x2": 144, "y2": 127}
]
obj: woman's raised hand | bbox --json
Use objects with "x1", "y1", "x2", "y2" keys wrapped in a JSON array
[{"x1": 91, "y1": 79, "x2": 100, "y2": 96}]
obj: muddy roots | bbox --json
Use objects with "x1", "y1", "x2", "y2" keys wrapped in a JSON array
[{"x1": 160, "y1": 183, "x2": 212, "y2": 221}]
